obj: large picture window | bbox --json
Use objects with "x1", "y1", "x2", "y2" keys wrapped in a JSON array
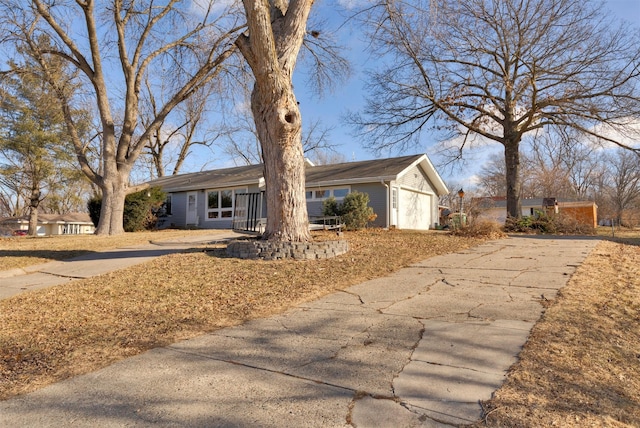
[
  {"x1": 207, "y1": 188, "x2": 242, "y2": 220},
  {"x1": 305, "y1": 187, "x2": 350, "y2": 201}
]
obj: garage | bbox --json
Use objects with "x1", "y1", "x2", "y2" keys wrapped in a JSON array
[{"x1": 398, "y1": 189, "x2": 432, "y2": 230}]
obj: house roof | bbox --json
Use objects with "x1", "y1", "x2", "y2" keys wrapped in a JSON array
[
  {"x1": 146, "y1": 154, "x2": 449, "y2": 196},
  {"x1": 305, "y1": 154, "x2": 449, "y2": 195},
  {"x1": 146, "y1": 164, "x2": 265, "y2": 193}
]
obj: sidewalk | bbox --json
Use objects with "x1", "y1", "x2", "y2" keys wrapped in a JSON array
[
  {"x1": 0, "y1": 235, "x2": 599, "y2": 427},
  {"x1": 0, "y1": 230, "x2": 246, "y2": 299}
]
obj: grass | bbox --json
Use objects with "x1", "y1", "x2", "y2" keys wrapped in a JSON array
[
  {"x1": 0, "y1": 229, "x2": 222, "y2": 271},
  {"x1": 1, "y1": 227, "x2": 639, "y2": 427},
  {"x1": 476, "y1": 236, "x2": 640, "y2": 427},
  {"x1": 0, "y1": 229, "x2": 482, "y2": 400}
]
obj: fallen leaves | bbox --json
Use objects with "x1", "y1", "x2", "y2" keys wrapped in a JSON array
[
  {"x1": 477, "y1": 240, "x2": 640, "y2": 427},
  {"x1": 0, "y1": 229, "x2": 480, "y2": 400}
]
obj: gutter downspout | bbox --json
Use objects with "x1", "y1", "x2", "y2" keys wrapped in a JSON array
[{"x1": 381, "y1": 179, "x2": 390, "y2": 229}]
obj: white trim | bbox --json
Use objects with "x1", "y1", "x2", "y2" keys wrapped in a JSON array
[
  {"x1": 398, "y1": 184, "x2": 437, "y2": 196},
  {"x1": 186, "y1": 191, "x2": 198, "y2": 225},
  {"x1": 205, "y1": 187, "x2": 247, "y2": 221}
]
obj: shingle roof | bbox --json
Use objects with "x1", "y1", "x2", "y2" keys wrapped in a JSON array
[
  {"x1": 145, "y1": 154, "x2": 448, "y2": 195},
  {"x1": 146, "y1": 163, "x2": 265, "y2": 192},
  {"x1": 305, "y1": 154, "x2": 423, "y2": 185}
]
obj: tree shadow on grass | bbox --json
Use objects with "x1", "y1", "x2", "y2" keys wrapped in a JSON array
[{"x1": 0, "y1": 249, "x2": 92, "y2": 264}]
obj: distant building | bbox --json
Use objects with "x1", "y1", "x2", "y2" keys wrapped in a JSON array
[
  {"x1": 1, "y1": 213, "x2": 95, "y2": 236},
  {"x1": 474, "y1": 197, "x2": 598, "y2": 228}
]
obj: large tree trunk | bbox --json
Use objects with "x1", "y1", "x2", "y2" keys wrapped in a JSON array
[
  {"x1": 94, "y1": 165, "x2": 129, "y2": 236},
  {"x1": 27, "y1": 206, "x2": 38, "y2": 236},
  {"x1": 251, "y1": 84, "x2": 310, "y2": 242},
  {"x1": 504, "y1": 138, "x2": 522, "y2": 219},
  {"x1": 27, "y1": 187, "x2": 40, "y2": 236},
  {"x1": 237, "y1": 0, "x2": 313, "y2": 243}
]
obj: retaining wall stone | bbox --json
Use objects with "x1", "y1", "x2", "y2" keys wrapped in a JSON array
[{"x1": 226, "y1": 239, "x2": 348, "y2": 260}]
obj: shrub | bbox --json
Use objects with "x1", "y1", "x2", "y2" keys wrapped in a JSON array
[
  {"x1": 451, "y1": 220, "x2": 507, "y2": 239},
  {"x1": 322, "y1": 191, "x2": 377, "y2": 230},
  {"x1": 504, "y1": 212, "x2": 594, "y2": 235},
  {"x1": 87, "y1": 187, "x2": 167, "y2": 232},
  {"x1": 322, "y1": 196, "x2": 339, "y2": 218},
  {"x1": 87, "y1": 196, "x2": 101, "y2": 227}
]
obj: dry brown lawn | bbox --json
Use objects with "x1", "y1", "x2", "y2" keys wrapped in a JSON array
[
  {"x1": 0, "y1": 229, "x2": 481, "y2": 400},
  {"x1": 476, "y1": 233, "x2": 640, "y2": 427},
  {"x1": 0, "y1": 229, "x2": 219, "y2": 271},
  {"x1": 1, "y1": 227, "x2": 639, "y2": 427}
]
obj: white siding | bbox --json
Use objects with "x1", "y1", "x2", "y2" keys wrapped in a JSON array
[{"x1": 397, "y1": 165, "x2": 432, "y2": 193}]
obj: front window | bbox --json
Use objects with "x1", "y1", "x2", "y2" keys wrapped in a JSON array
[
  {"x1": 307, "y1": 187, "x2": 350, "y2": 201},
  {"x1": 315, "y1": 189, "x2": 328, "y2": 199},
  {"x1": 207, "y1": 188, "x2": 243, "y2": 220},
  {"x1": 62, "y1": 224, "x2": 80, "y2": 235},
  {"x1": 333, "y1": 188, "x2": 349, "y2": 198}
]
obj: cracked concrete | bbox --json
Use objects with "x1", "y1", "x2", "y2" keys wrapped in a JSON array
[{"x1": 0, "y1": 235, "x2": 599, "y2": 427}]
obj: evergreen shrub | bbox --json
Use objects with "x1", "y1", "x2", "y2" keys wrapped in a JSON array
[{"x1": 322, "y1": 191, "x2": 377, "y2": 230}]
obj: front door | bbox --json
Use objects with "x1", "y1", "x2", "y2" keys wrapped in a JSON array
[
  {"x1": 186, "y1": 192, "x2": 198, "y2": 225},
  {"x1": 391, "y1": 187, "x2": 399, "y2": 227}
]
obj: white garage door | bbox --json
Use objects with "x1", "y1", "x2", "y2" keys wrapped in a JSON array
[{"x1": 399, "y1": 189, "x2": 431, "y2": 230}]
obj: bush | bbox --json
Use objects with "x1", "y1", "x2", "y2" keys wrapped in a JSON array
[
  {"x1": 451, "y1": 220, "x2": 507, "y2": 239},
  {"x1": 322, "y1": 191, "x2": 377, "y2": 230},
  {"x1": 87, "y1": 196, "x2": 101, "y2": 227},
  {"x1": 504, "y1": 212, "x2": 594, "y2": 235},
  {"x1": 87, "y1": 187, "x2": 167, "y2": 232}
]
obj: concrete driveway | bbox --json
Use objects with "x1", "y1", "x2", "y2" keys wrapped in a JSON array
[{"x1": 0, "y1": 235, "x2": 598, "y2": 427}]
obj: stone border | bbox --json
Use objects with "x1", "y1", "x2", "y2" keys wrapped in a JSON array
[{"x1": 226, "y1": 239, "x2": 349, "y2": 260}]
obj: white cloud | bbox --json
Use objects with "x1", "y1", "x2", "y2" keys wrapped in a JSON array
[
  {"x1": 336, "y1": 0, "x2": 369, "y2": 10},
  {"x1": 586, "y1": 118, "x2": 640, "y2": 149}
]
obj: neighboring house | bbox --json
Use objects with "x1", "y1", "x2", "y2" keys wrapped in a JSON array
[
  {"x1": 1, "y1": 213, "x2": 96, "y2": 236},
  {"x1": 475, "y1": 197, "x2": 598, "y2": 228},
  {"x1": 146, "y1": 154, "x2": 449, "y2": 231}
]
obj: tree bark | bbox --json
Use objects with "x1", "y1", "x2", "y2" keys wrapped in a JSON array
[
  {"x1": 237, "y1": 0, "x2": 313, "y2": 242},
  {"x1": 95, "y1": 177, "x2": 127, "y2": 236},
  {"x1": 252, "y1": 83, "x2": 310, "y2": 242},
  {"x1": 504, "y1": 138, "x2": 522, "y2": 219},
  {"x1": 94, "y1": 154, "x2": 131, "y2": 235},
  {"x1": 27, "y1": 189, "x2": 40, "y2": 236}
]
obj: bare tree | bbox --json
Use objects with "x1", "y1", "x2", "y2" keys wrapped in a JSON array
[
  {"x1": 604, "y1": 149, "x2": 640, "y2": 226},
  {"x1": 351, "y1": 0, "x2": 640, "y2": 220},
  {"x1": 223, "y1": 107, "x2": 342, "y2": 166},
  {"x1": 0, "y1": 0, "x2": 244, "y2": 235},
  {"x1": 525, "y1": 133, "x2": 578, "y2": 199},
  {"x1": 477, "y1": 152, "x2": 538, "y2": 199},
  {"x1": 478, "y1": 128, "x2": 607, "y2": 203},
  {"x1": 235, "y1": 0, "x2": 316, "y2": 242},
  {"x1": 140, "y1": 77, "x2": 226, "y2": 178}
]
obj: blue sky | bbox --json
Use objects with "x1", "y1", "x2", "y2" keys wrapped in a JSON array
[{"x1": 195, "y1": 0, "x2": 639, "y2": 190}]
